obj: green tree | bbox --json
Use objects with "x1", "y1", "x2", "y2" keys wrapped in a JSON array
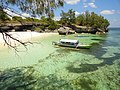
[
  {"x1": 12, "y1": 16, "x2": 23, "y2": 21},
  {"x1": 76, "y1": 14, "x2": 85, "y2": 26},
  {"x1": 0, "y1": 0, "x2": 64, "y2": 49},
  {"x1": 25, "y1": 17, "x2": 34, "y2": 22},
  {"x1": 68, "y1": 9, "x2": 76, "y2": 23},
  {"x1": 90, "y1": 12, "x2": 96, "y2": 27},
  {"x1": 60, "y1": 9, "x2": 76, "y2": 26},
  {"x1": 1, "y1": 0, "x2": 64, "y2": 18},
  {"x1": 76, "y1": 11, "x2": 110, "y2": 30},
  {"x1": 60, "y1": 10, "x2": 69, "y2": 25},
  {"x1": 48, "y1": 18, "x2": 59, "y2": 30},
  {"x1": 0, "y1": 6, "x2": 10, "y2": 22}
]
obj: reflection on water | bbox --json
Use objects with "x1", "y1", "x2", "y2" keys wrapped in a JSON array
[{"x1": 0, "y1": 28, "x2": 120, "y2": 90}]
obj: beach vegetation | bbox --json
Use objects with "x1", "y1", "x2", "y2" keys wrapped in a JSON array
[
  {"x1": 0, "y1": 7, "x2": 11, "y2": 22},
  {"x1": 47, "y1": 18, "x2": 59, "y2": 30},
  {"x1": 30, "y1": 17, "x2": 59, "y2": 31},
  {"x1": 12, "y1": 16, "x2": 23, "y2": 22},
  {"x1": 25, "y1": 17, "x2": 35, "y2": 22},
  {"x1": 60, "y1": 9, "x2": 76, "y2": 26},
  {"x1": 0, "y1": 0, "x2": 64, "y2": 49},
  {"x1": 0, "y1": 0, "x2": 110, "y2": 49},
  {"x1": 39, "y1": 26, "x2": 46, "y2": 31},
  {"x1": 60, "y1": 10, "x2": 110, "y2": 31},
  {"x1": 75, "y1": 11, "x2": 110, "y2": 29},
  {"x1": 33, "y1": 26, "x2": 43, "y2": 32}
]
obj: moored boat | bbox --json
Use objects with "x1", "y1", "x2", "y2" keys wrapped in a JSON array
[{"x1": 52, "y1": 39, "x2": 91, "y2": 49}]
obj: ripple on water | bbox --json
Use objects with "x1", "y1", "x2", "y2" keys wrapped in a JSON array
[{"x1": 0, "y1": 29, "x2": 120, "y2": 89}]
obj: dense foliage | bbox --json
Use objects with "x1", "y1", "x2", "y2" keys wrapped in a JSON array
[
  {"x1": 0, "y1": 7, "x2": 11, "y2": 22},
  {"x1": 0, "y1": 0, "x2": 64, "y2": 32},
  {"x1": 60, "y1": 10, "x2": 110, "y2": 29},
  {"x1": 12, "y1": 16, "x2": 23, "y2": 22},
  {"x1": 60, "y1": 9, "x2": 76, "y2": 25},
  {"x1": 0, "y1": 1, "x2": 109, "y2": 32},
  {"x1": 76, "y1": 11, "x2": 110, "y2": 29},
  {"x1": 0, "y1": 0, "x2": 109, "y2": 30},
  {"x1": 39, "y1": 16, "x2": 59, "y2": 31}
]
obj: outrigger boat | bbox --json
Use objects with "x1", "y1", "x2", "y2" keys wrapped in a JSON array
[{"x1": 52, "y1": 39, "x2": 92, "y2": 49}]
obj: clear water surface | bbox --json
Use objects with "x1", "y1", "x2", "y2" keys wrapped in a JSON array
[{"x1": 0, "y1": 28, "x2": 120, "y2": 90}]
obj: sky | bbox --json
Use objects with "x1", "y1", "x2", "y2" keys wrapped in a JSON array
[{"x1": 4, "y1": 0, "x2": 120, "y2": 27}]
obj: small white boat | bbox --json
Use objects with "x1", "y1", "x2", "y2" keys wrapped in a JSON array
[{"x1": 52, "y1": 39, "x2": 92, "y2": 49}]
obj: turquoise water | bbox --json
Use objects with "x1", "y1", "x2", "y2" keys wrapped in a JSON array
[{"x1": 0, "y1": 28, "x2": 120, "y2": 90}]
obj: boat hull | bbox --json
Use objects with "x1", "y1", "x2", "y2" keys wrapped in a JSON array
[
  {"x1": 77, "y1": 45, "x2": 92, "y2": 49},
  {"x1": 52, "y1": 42, "x2": 91, "y2": 49}
]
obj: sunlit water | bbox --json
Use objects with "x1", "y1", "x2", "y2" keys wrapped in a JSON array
[{"x1": 0, "y1": 28, "x2": 120, "y2": 90}]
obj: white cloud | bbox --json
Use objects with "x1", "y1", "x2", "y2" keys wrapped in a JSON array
[
  {"x1": 22, "y1": 13, "x2": 30, "y2": 18},
  {"x1": 65, "y1": 0, "x2": 80, "y2": 5},
  {"x1": 100, "y1": 10, "x2": 120, "y2": 15},
  {"x1": 100, "y1": 10, "x2": 114, "y2": 15},
  {"x1": 22, "y1": 13, "x2": 30, "y2": 17},
  {"x1": 75, "y1": 11, "x2": 80, "y2": 16},
  {"x1": 54, "y1": 16, "x2": 61, "y2": 21},
  {"x1": 88, "y1": 2, "x2": 97, "y2": 8},
  {"x1": 81, "y1": 11, "x2": 85, "y2": 14},
  {"x1": 84, "y1": 5, "x2": 88, "y2": 8},
  {"x1": 83, "y1": 3, "x2": 88, "y2": 8},
  {"x1": 83, "y1": 2, "x2": 97, "y2": 8},
  {"x1": 83, "y1": 0, "x2": 97, "y2": 8}
]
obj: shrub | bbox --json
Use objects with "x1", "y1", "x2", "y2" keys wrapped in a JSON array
[{"x1": 48, "y1": 25, "x2": 56, "y2": 30}]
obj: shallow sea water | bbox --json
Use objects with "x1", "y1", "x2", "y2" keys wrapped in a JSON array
[{"x1": 0, "y1": 28, "x2": 120, "y2": 90}]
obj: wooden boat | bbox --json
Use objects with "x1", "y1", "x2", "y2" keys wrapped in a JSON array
[{"x1": 52, "y1": 39, "x2": 92, "y2": 49}]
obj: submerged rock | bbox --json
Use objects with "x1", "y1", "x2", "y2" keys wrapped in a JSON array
[
  {"x1": 0, "y1": 67, "x2": 37, "y2": 90},
  {"x1": 0, "y1": 67, "x2": 72, "y2": 90}
]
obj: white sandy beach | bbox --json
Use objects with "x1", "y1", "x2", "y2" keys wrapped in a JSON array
[{"x1": 0, "y1": 32, "x2": 58, "y2": 45}]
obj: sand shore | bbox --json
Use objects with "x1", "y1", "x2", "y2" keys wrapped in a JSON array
[{"x1": 0, "y1": 32, "x2": 58, "y2": 45}]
